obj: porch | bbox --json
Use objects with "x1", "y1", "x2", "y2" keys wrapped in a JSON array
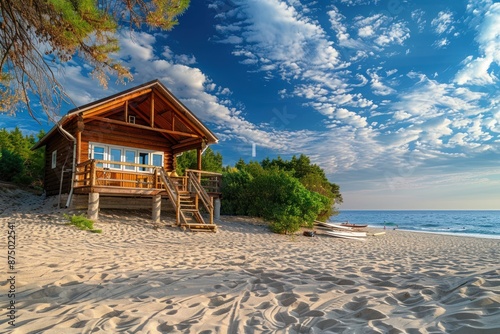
[{"x1": 73, "y1": 159, "x2": 222, "y2": 231}]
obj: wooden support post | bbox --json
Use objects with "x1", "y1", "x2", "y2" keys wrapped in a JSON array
[
  {"x1": 76, "y1": 131, "x2": 82, "y2": 164},
  {"x1": 90, "y1": 160, "x2": 96, "y2": 187},
  {"x1": 197, "y1": 148, "x2": 202, "y2": 171},
  {"x1": 88, "y1": 193, "x2": 99, "y2": 221},
  {"x1": 214, "y1": 197, "x2": 220, "y2": 221},
  {"x1": 152, "y1": 194, "x2": 162, "y2": 223}
]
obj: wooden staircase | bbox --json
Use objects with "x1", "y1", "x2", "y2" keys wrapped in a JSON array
[{"x1": 158, "y1": 169, "x2": 217, "y2": 232}]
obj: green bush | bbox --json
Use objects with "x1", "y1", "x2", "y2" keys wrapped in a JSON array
[
  {"x1": 246, "y1": 170, "x2": 328, "y2": 234},
  {"x1": 220, "y1": 155, "x2": 343, "y2": 234},
  {"x1": 220, "y1": 169, "x2": 253, "y2": 215},
  {"x1": 64, "y1": 214, "x2": 102, "y2": 233}
]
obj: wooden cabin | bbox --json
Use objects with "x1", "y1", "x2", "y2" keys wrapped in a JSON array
[{"x1": 33, "y1": 80, "x2": 221, "y2": 232}]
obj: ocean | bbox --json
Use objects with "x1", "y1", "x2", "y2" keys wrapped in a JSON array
[{"x1": 330, "y1": 210, "x2": 500, "y2": 239}]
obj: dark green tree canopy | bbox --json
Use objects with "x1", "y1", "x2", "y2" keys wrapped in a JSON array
[{"x1": 0, "y1": 127, "x2": 45, "y2": 186}]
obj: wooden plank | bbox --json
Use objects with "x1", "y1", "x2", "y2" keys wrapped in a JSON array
[
  {"x1": 86, "y1": 186, "x2": 166, "y2": 196},
  {"x1": 85, "y1": 116, "x2": 200, "y2": 138},
  {"x1": 150, "y1": 92, "x2": 155, "y2": 128},
  {"x1": 81, "y1": 88, "x2": 152, "y2": 119},
  {"x1": 153, "y1": 91, "x2": 206, "y2": 138},
  {"x1": 125, "y1": 100, "x2": 128, "y2": 122}
]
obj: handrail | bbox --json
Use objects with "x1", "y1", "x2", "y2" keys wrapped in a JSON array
[
  {"x1": 76, "y1": 159, "x2": 94, "y2": 168},
  {"x1": 185, "y1": 169, "x2": 222, "y2": 194},
  {"x1": 185, "y1": 169, "x2": 223, "y2": 177},
  {"x1": 187, "y1": 170, "x2": 213, "y2": 212},
  {"x1": 157, "y1": 168, "x2": 178, "y2": 212},
  {"x1": 94, "y1": 159, "x2": 160, "y2": 170}
]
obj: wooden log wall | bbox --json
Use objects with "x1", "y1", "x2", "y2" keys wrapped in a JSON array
[
  {"x1": 81, "y1": 120, "x2": 174, "y2": 171},
  {"x1": 44, "y1": 131, "x2": 74, "y2": 196}
]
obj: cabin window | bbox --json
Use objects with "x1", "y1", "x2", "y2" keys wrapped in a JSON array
[
  {"x1": 109, "y1": 148, "x2": 122, "y2": 169},
  {"x1": 89, "y1": 142, "x2": 163, "y2": 173},
  {"x1": 139, "y1": 152, "x2": 149, "y2": 171},
  {"x1": 51, "y1": 150, "x2": 57, "y2": 169},
  {"x1": 152, "y1": 154, "x2": 163, "y2": 167},
  {"x1": 128, "y1": 115, "x2": 135, "y2": 124},
  {"x1": 124, "y1": 150, "x2": 136, "y2": 171},
  {"x1": 92, "y1": 146, "x2": 105, "y2": 168}
]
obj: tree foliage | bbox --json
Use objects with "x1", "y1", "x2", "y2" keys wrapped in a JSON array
[
  {"x1": 0, "y1": 127, "x2": 45, "y2": 187},
  {"x1": 175, "y1": 147, "x2": 223, "y2": 175},
  {"x1": 221, "y1": 155, "x2": 342, "y2": 234},
  {"x1": 261, "y1": 154, "x2": 342, "y2": 220},
  {"x1": 0, "y1": 0, "x2": 189, "y2": 118}
]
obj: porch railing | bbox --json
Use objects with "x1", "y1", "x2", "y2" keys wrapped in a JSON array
[
  {"x1": 74, "y1": 160, "x2": 222, "y2": 195},
  {"x1": 74, "y1": 159, "x2": 163, "y2": 189},
  {"x1": 185, "y1": 169, "x2": 223, "y2": 194}
]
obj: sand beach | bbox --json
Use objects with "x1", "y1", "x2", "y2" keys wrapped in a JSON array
[{"x1": 1, "y1": 186, "x2": 499, "y2": 333}]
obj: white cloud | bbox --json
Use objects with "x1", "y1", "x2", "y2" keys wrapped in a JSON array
[
  {"x1": 328, "y1": 6, "x2": 350, "y2": 41},
  {"x1": 393, "y1": 75, "x2": 485, "y2": 120},
  {"x1": 367, "y1": 68, "x2": 396, "y2": 96},
  {"x1": 358, "y1": 25, "x2": 374, "y2": 38},
  {"x1": 448, "y1": 132, "x2": 467, "y2": 146},
  {"x1": 433, "y1": 37, "x2": 450, "y2": 48},
  {"x1": 335, "y1": 108, "x2": 368, "y2": 128},
  {"x1": 454, "y1": 2, "x2": 500, "y2": 85},
  {"x1": 215, "y1": 0, "x2": 343, "y2": 78},
  {"x1": 354, "y1": 14, "x2": 410, "y2": 48},
  {"x1": 411, "y1": 9, "x2": 426, "y2": 32},
  {"x1": 393, "y1": 110, "x2": 411, "y2": 121},
  {"x1": 431, "y1": 11, "x2": 455, "y2": 34},
  {"x1": 455, "y1": 56, "x2": 497, "y2": 85},
  {"x1": 374, "y1": 22, "x2": 410, "y2": 47}
]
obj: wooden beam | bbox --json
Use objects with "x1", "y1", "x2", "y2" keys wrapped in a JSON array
[
  {"x1": 85, "y1": 116, "x2": 200, "y2": 138},
  {"x1": 81, "y1": 88, "x2": 152, "y2": 119},
  {"x1": 154, "y1": 92, "x2": 205, "y2": 138},
  {"x1": 125, "y1": 100, "x2": 128, "y2": 122},
  {"x1": 82, "y1": 101, "x2": 125, "y2": 119},
  {"x1": 150, "y1": 92, "x2": 155, "y2": 128},
  {"x1": 172, "y1": 138, "x2": 203, "y2": 151}
]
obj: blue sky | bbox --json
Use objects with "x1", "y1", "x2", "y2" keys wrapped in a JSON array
[{"x1": 1, "y1": 0, "x2": 500, "y2": 210}]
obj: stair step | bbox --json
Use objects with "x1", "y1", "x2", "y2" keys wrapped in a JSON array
[
  {"x1": 188, "y1": 228, "x2": 217, "y2": 232},
  {"x1": 160, "y1": 172, "x2": 216, "y2": 233}
]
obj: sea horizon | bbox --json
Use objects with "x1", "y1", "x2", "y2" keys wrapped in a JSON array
[
  {"x1": 330, "y1": 210, "x2": 500, "y2": 239},
  {"x1": 338, "y1": 209, "x2": 500, "y2": 212}
]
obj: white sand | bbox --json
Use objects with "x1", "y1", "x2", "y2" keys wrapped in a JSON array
[{"x1": 1, "y1": 186, "x2": 500, "y2": 333}]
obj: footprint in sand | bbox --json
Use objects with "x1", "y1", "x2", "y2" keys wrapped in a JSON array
[
  {"x1": 353, "y1": 307, "x2": 386, "y2": 321},
  {"x1": 343, "y1": 297, "x2": 368, "y2": 311},
  {"x1": 276, "y1": 292, "x2": 299, "y2": 307}
]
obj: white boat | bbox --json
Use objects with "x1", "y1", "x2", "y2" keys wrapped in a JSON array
[
  {"x1": 314, "y1": 220, "x2": 352, "y2": 230},
  {"x1": 324, "y1": 230, "x2": 367, "y2": 241}
]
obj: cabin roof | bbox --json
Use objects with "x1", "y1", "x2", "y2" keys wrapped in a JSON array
[{"x1": 32, "y1": 79, "x2": 218, "y2": 150}]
